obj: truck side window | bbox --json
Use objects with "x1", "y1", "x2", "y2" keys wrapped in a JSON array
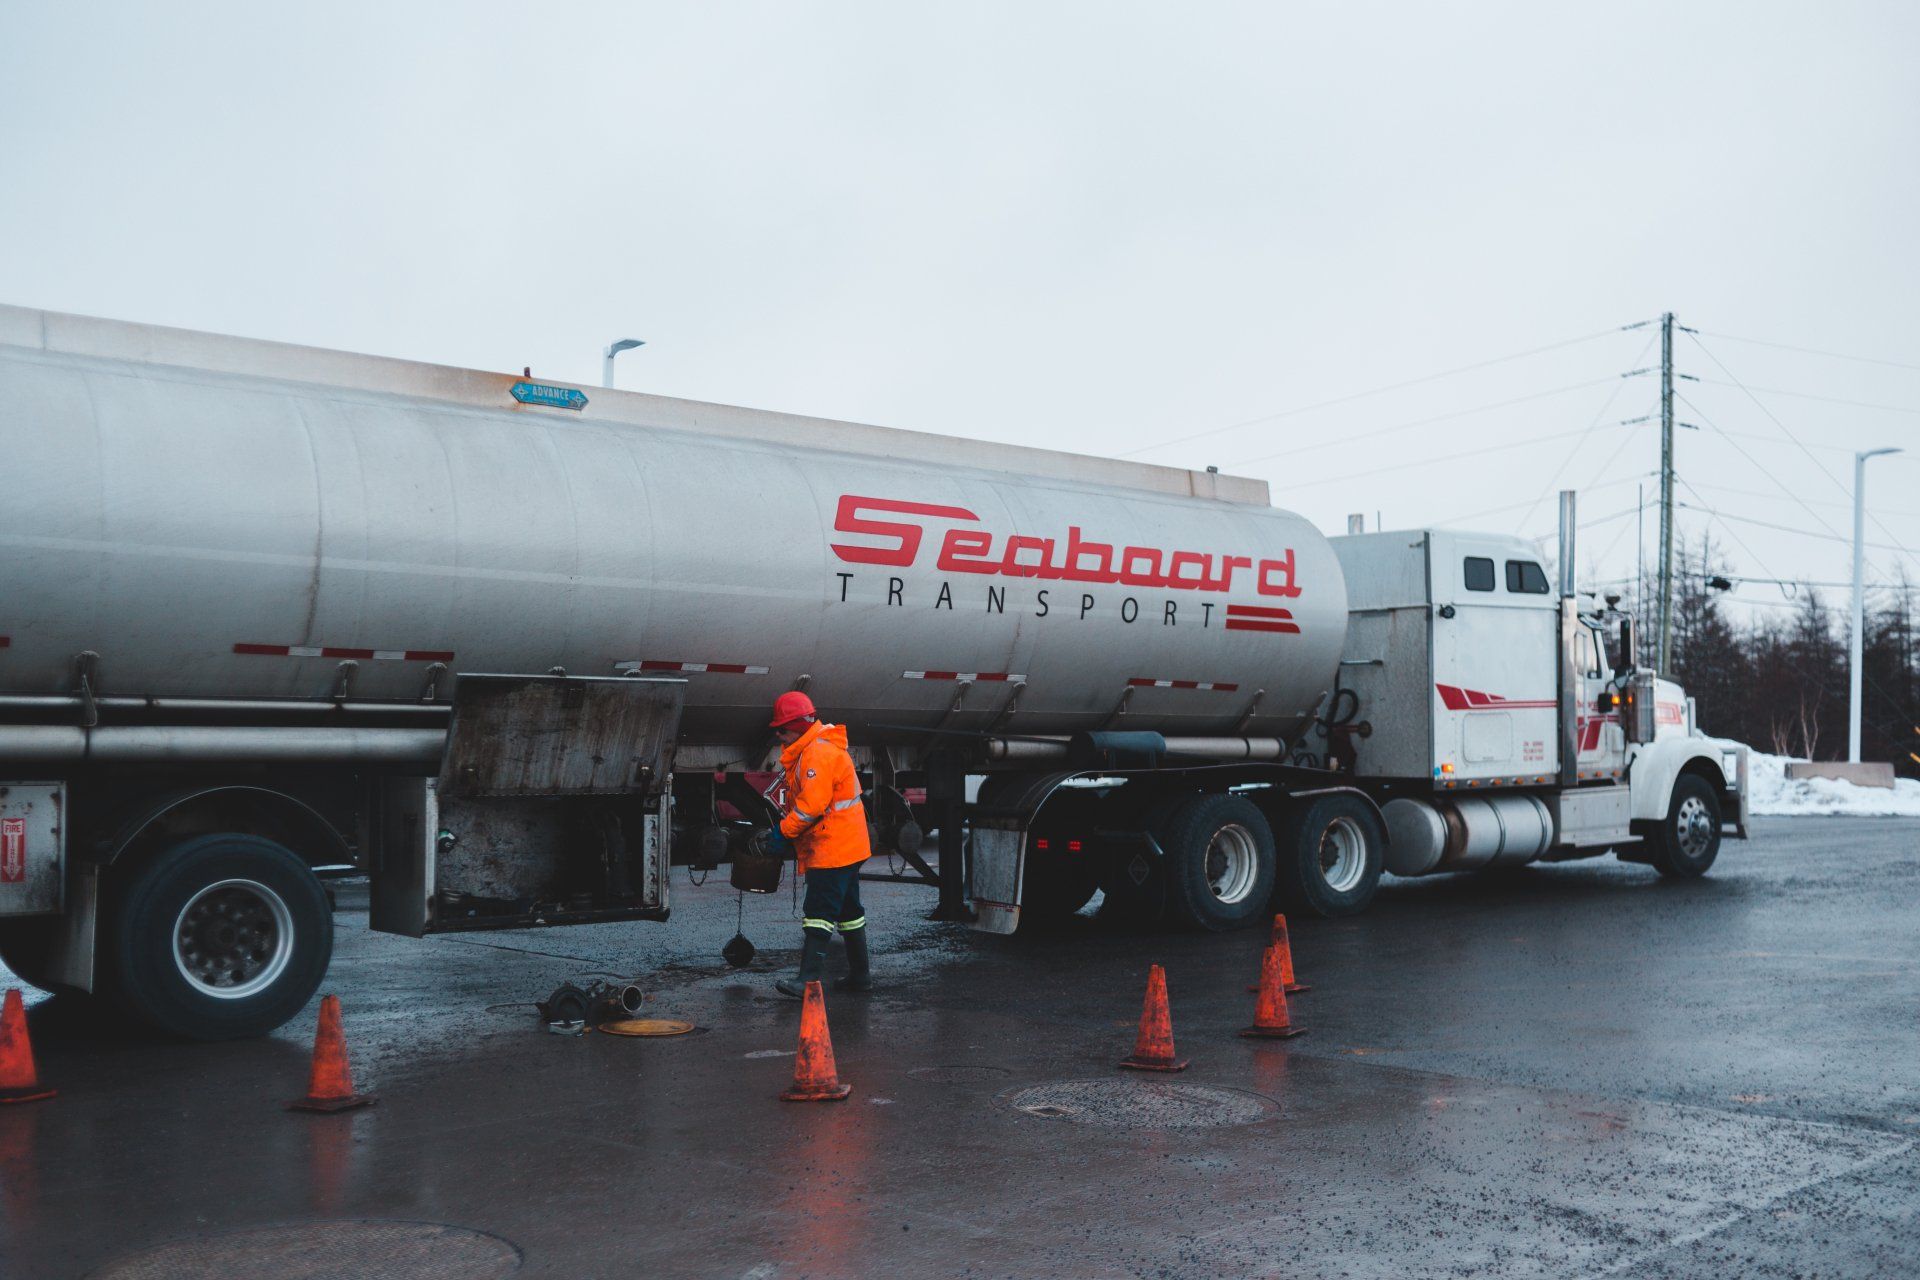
[
  {"x1": 1464, "y1": 557, "x2": 1495, "y2": 591},
  {"x1": 1505, "y1": 560, "x2": 1550, "y2": 594}
]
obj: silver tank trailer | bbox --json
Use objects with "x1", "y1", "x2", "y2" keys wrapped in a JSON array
[{"x1": 0, "y1": 306, "x2": 1348, "y2": 751}]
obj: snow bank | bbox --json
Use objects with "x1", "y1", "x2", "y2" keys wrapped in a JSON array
[{"x1": 1706, "y1": 739, "x2": 1920, "y2": 817}]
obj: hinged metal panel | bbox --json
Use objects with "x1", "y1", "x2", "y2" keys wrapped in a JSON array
[
  {"x1": 0, "y1": 783, "x2": 65, "y2": 917},
  {"x1": 439, "y1": 675, "x2": 685, "y2": 798}
]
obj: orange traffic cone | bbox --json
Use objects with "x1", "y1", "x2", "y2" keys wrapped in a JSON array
[
  {"x1": 1247, "y1": 914, "x2": 1310, "y2": 994},
  {"x1": 0, "y1": 989, "x2": 54, "y2": 1105},
  {"x1": 288, "y1": 995, "x2": 376, "y2": 1113},
  {"x1": 780, "y1": 980, "x2": 852, "y2": 1101},
  {"x1": 1119, "y1": 963, "x2": 1189, "y2": 1072},
  {"x1": 1240, "y1": 944, "x2": 1306, "y2": 1039}
]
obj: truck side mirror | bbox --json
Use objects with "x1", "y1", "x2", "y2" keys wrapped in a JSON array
[{"x1": 1615, "y1": 617, "x2": 1636, "y2": 672}]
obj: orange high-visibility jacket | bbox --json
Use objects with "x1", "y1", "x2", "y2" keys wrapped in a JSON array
[{"x1": 779, "y1": 722, "x2": 871, "y2": 872}]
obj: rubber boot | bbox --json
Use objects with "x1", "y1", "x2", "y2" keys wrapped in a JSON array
[
  {"x1": 835, "y1": 927, "x2": 873, "y2": 993},
  {"x1": 776, "y1": 930, "x2": 832, "y2": 1000}
]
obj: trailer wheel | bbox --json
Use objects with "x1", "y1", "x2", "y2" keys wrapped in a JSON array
[
  {"x1": 109, "y1": 833, "x2": 332, "y2": 1040},
  {"x1": 1274, "y1": 794, "x2": 1384, "y2": 918},
  {"x1": 1650, "y1": 773, "x2": 1721, "y2": 878},
  {"x1": 1157, "y1": 794, "x2": 1276, "y2": 932}
]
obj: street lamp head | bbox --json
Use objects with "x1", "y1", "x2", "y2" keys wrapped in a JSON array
[
  {"x1": 605, "y1": 338, "x2": 645, "y2": 358},
  {"x1": 1859, "y1": 446, "x2": 1902, "y2": 461}
]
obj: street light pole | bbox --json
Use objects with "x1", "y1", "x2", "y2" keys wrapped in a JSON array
[
  {"x1": 1850, "y1": 446, "x2": 1903, "y2": 762},
  {"x1": 602, "y1": 338, "x2": 645, "y2": 389}
]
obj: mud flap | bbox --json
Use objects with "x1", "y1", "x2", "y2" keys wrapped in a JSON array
[{"x1": 966, "y1": 824, "x2": 1026, "y2": 935}]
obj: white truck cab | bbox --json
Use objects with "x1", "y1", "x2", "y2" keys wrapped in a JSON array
[{"x1": 1329, "y1": 502, "x2": 1747, "y2": 882}]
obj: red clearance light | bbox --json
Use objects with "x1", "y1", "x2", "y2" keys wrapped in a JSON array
[
  {"x1": 1035, "y1": 838, "x2": 1050, "y2": 850},
  {"x1": 1068, "y1": 839, "x2": 1083, "y2": 852}
]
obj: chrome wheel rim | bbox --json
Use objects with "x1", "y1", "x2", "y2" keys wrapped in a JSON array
[
  {"x1": 172, "y1": 879, "x2": 294, "y2": 999},
  {"x1": 1205, "y1": 823, "x2": 1260, "y2": 905},
  {"x1": 1320, "y1": 817, "x2": 1368, "y2": 894},
  {"x1": 1676, "y1": 795, "x2": 1714, "y2": 859}
]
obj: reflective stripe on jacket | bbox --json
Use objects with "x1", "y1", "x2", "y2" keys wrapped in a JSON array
[{"x1": 778, "y1": 721, "x2": 870, "y2": 872}]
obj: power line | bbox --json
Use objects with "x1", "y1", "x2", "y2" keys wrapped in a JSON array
[
  {"x1": 1674, "y1": 390, "x2": 1911, "y2": 584},
  {"x1": 1694, "y1": 328, "x2": 1920, "y2": 376},
  {"x1": 1681, "y1": 477, "x2": 1920, "y2": 523},
  {"x1": 1691, "y1": 378, "x2": 1920, "y2": 417},
  {"x1": 1509, "y1": 332, "x2": 1658, "y2": 534},
  {"x1": 1674, "y1": 500, "x2": 1913, "y2": 554},
  {"x1": 1673, "y1": 477, "x2": 1806, "y2": 600},
  {"x1": 1116, "y1": 323, "x2": 1638, "y2": 459},
  {"x1": 1587, "y1": 498, "x2": 1642, "y2": 567},
  {"x1": 1266, "y1": 424, "x2": 1606, "y2": 493},
  {"x1": 1434, "y1": 470, "x2": 1654, "y2": 528},
  {"x1": 1686, "y1": 332, "x2": 1919, "y2": 571},
  {"x1": 1218, "y1": 376, "x2": 1618, "y2": 469}
]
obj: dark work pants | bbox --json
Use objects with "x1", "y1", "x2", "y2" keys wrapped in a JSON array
[{"x1": 800, "y1": 861, "x2": 867, "y2": 935}]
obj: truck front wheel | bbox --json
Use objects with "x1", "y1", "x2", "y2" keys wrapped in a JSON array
[
  {"x1": 1159, "y1": 794, "x2": 1277, "y2": 932},
  {"x1": 1650, "y1": 773, "x2": 1721, "y2": 878},
  {"x1": 1274, "y1": 794, "x2": 1384, "y2": 918},
  {"x1": 109, "y1": 833, "x2": 332, "y2": 1040}
]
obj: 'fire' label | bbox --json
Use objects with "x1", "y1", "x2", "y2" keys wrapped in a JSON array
[{"x1": 0, "y1": 818, "x2": 24, "y2": 883}]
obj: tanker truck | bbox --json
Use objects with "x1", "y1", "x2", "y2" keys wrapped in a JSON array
[{"x1": 0, "y1": 305, "x2": 1746, "y2": 1039}]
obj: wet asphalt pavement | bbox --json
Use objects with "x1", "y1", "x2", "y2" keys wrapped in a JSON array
[{"x1": 3, "y1": 816, "x2": 1917, "y2": 1279}]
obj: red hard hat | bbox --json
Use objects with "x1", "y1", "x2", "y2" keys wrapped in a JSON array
[{"x1": 770, "y1": 691, "x2": 817, "y2": 728}]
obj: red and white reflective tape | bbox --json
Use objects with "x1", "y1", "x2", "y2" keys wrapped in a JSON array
[
  {"x1": 1223, "y1": 605, "x2": 1301, "y2": 635},
  {"x1": 1126, "y1": 677, "x2": 1240, "y2": 692},
  {"x1": 234, "y1": 643, "x2": 455, "y2": 662},
  {"x1": 902, "y1": 670, "x2": 1024, "y2": 682},
  {"x1": 616, "y1": 660, "x2": 769, "y2": 676}
]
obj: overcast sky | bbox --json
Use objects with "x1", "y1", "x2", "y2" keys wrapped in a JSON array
[{"x1": 4, "y1": 2, "x2": 1916, "y2": 623}]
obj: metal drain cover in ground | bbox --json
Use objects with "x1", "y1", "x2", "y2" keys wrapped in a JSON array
[
  {"x1": 1007, "y1": 1080, "x2": 1278, "y2": 1129},
  {"x1": 91, "y1": 1220, "x2": 521, "y2": 1280},
  {"x1": 599, "y1": 1017, "x2": 695, "y2": 1037},
  {"x1": 909, "y1": 1064, "x2": 1012, "y2": 1083}
]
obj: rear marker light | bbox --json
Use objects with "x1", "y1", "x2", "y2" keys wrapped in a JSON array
[{"x1": 1068, "y1": 840, "x2": 1083, "y2": 853}]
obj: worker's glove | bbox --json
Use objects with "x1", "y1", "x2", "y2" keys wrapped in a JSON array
[{"x1": 751, "y1": 827, "x2": 795, "y2": 861}]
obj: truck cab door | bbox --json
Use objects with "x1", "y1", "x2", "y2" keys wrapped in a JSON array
[
  {"x1": 1429, "y1": 536, "x2": 1560, "y2": 783},
  {"x1": 1573, "y1": 622, "x2": 1628, "y2": 780}
]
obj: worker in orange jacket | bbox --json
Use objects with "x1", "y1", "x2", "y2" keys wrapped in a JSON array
[{"x1": 769, "y1": 691, "x2": 874, "y2": 998}]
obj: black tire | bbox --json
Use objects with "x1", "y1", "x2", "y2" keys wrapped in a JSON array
[
  {"x1": 1650, "y1": 773, "x2": 1721, "y2": 878},
  {"x1": 1274, "y1": 793, "x2": 1385, "y2": 918},
  {"x1": 1157, "y1": 794, "x2": 1277, "y2": 932},
  {"x1": 1022, "y1": 850, "x2": 1099, "y2": 921},
  {"x1": 108, "y1": 833, "x2": 332, "y2": 1040},
  {"x1": 0, "y1": 918, "x2": 62, "y2": 992}
]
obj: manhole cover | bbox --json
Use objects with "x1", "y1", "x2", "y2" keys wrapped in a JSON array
[
  {"x1": 909, "y1": 1064, "x2": 1012, "y2": 1083},
  {"x1": 91, "y1": 1220, "x2": 521, "y2": 1279},
  {"x1": 599, "y1": 1018, "x2": 695, "y2": 1037},
  {"x1": 1006, "y1": 1080, "x2": 1278, "y2": 1129}
]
